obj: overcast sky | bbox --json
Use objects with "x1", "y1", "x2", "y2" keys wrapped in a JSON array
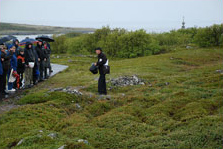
[{"x1": 0, "y1": 0, "x2": 222, "y2": 32}]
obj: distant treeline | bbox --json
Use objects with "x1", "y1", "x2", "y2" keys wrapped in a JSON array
[
  {"x1": 51, "y1": 24, "x2": 223, "y2": 58},
  {"x1": 0, "y1": 22, "x2": 95, "y2": 35}
]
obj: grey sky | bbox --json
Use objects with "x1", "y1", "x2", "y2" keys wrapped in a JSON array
[{"x1": 0, "y1": 0, "x2": 222, "y2": 32}]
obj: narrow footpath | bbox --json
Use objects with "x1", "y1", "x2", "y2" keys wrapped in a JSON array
[{"x1": 0, "y1": 63, "x2": 68, "y2": 114}]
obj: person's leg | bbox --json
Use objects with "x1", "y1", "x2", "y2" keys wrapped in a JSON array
[
  {"x1": 49, "y1": 57, "x2": 53, "y2": 72},
  {"x1": 101, "y1": 74, "x2": 107, "y2": 94},
  {"x1": 24, "y1": 68, "x2": 29, "y2": 87},
  {"x1": 2, "y1": 70, "x2": 7, "y2": 92},
  {"x1": 98, "y1": 74, "x2": 107, "y2": 95},
  {"x1": 30, "y1": 68, "x2": 33, "y2": 85},
  {"x1": 7, "y1": 69, "x2": 13, "y2": 90},
  {"x1": 39, "y1": 61, "x2": 44, "y2": 80}
]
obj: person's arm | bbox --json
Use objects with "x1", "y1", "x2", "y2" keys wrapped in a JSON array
[{"x1": 97, "y1": 54, "x2": 107, "y2": 66}]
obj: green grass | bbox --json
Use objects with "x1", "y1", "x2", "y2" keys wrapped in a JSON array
[{"x1": 0, "y1": 47, "x2": 222, "y2": 149}]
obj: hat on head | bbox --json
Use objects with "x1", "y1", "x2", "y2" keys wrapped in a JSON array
[
  {"x1": 8, "y1": 44, "x2": 14, "y2": 49},
  {"x1": 95, "y1": 47, "x2": 102, "y2": 51}
]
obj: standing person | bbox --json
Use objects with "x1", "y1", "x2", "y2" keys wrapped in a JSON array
[
  {"x1": 35, "y1": 39, "x2": 47, "y2": 81},
  {"x1": 47, "y1": 42, "x2": 53, "y2": 73},
  {"x1": 24, "y1": 42, "x2": 35, "y2": 88},
  {"x1": 12, "y1": 39, "x2": 21, "y2": 56},
  {"x1": 94, "y1": 47, "x2": 107, "y2": 95},
  {"x1": 43, "y1": 42, "x2": 50, "y2": 78},
  {"x1": 1, "y1": 45, "x2": 13, "y2": 95},
  {"x1": 17, "y1": 49, "x2": 25, "y2": 88},
  {"x1": 33, "y1": 43, "x2": 39, "y2": 85},
  {"x1": 8, "y1": 45, "x2": 17, "y2": 92},
  {"x1": 0, "y1": 50, "x2": 3, "y2": 100}
]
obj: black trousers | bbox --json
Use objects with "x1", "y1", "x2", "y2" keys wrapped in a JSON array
[
  {"x1": 2, "y1": 69, "x2": 8, "y2": 91},
  {"x1": 98, "y1": 74, "x2": 107, "y2": 95}
]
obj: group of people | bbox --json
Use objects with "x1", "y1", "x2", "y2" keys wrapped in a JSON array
[{"x1": 0, "y1": 38, "x2": 53, "y2": 100}]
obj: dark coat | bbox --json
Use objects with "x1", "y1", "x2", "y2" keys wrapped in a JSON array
[
  {"x1": 17, "y1": 54, "x2": 25, "y2": 73},
  {"x1": 1, "y1": 50, "x2": 13, "y2": 71},
  {"x1": 35, "y1": 44, "x2": 47, "y2": 61},
  {"x1": 24, "y1": 42, "x2": 36, "y2": 65},
  {"x1": 0, "y1": 51, "x2": 3, "y2": 75},
  {"x1": 96, "y1": 52, "x2": 107, "y2": 74},
  {"x1": 44, "y1": 45, "x2": 51, "y2": 58}
]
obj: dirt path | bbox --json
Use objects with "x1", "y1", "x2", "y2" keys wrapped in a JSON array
[{"x1": 0, "y1": 63, "x2": 68, "y2": 115}]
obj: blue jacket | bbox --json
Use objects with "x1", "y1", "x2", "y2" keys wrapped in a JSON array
[
  {"x1": 0, "y1": 51, "x2": 3, "y2": 75},
  {"x1": 10, "y1": 53, "x2": 17, "y2": 71}
]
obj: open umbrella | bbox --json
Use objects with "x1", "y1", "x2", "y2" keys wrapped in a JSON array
[
  {"x1": 0, "y1": 35, "x2": 17, "y2": 45},
  {"x1": 19, "y1": 37, "x2": 38, "y2": 46},
  {"x1": 36, "y1": 35, "x2": 55, "y2": 42}
]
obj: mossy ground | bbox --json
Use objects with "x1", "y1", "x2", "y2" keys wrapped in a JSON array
[{"x1": 0, "y1": 47, "x2": 222, "y2": 149}]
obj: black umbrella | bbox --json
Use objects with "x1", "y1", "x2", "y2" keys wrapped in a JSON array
[
  {"x1": 36, "y1": 35, "x2": 55, "y2": 42},
  {"x1": 0, "y1": 35, "x2": 17, "y2": 45}
]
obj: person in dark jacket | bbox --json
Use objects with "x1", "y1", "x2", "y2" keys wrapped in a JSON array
[
  {"x1": 17, "y1": 49, "x2": 25, "y2": 88},
  {"x1": 43, "y1": 41, "x2": 50, "y2": 78},
  {"x1": 12, "y1": 39, "x2": 21, "y2": 56},
  {"x1": 35, "y1": 39, "x2": 47, "y2": 81},
  {"x1": 0, "y1": 50, "x2": 3, "y2": 100},
  {"x1": 8, "y1": 45, "x2": 17, "y2": 92},
  {"x1": 24, "y1": 42, "x2": 35, "y2": 88},
  {"x1": 1, "y1": 45, "x2": 13, "y2": 95},
  {"x1": 94, "y1": 47, "x2": 107, "y2": 95},
  {"x1": 46, "y1": 42, "x2": 53, "y2": 73}
]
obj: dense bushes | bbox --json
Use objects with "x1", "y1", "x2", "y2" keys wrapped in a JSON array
[{"x1": 51, "y1": 24, "x2": 223, "y2": 58}]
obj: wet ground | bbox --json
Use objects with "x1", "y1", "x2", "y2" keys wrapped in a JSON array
[{"x1": 0, "y1": 63, "x2": 68, "y2": 115}]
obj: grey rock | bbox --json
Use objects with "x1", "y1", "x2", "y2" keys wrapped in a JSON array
[
  {"x1": 39, "y1": 130, "x2": 43, "y2": 133},
  {"x1": 58, "y1": 145, "x2": 66, "y2": 149},
  {"x1": 165, "y1": 82, "x2": 170, "y2": 86},
  {"x1": 186, "y1": 46, "x2": 193, "y2": 49},
  {"x1": 106, "y1": 95, "x2": 112, "y2": 100},
  {"x1": 110, "y1": 75, "x2": 145, "y2": 87},
  {"x1": 17, "y1": 139, "x2": 24, "y2": 146},
  {"x1": 77, "y1": 139, "x2": 89, "y2": 144},
  {"x1": 73, "y1": 89, "x2": 83, "y2": 96},
  {"x1": 75, "y1": 103, "x2": 81, "y2": 109},
  {"x1": 48, "y1": 133, "x2": 57, "y2": 139},
  {"x1": 216, "y1": 70, "x2": 223, "y2": 74}
]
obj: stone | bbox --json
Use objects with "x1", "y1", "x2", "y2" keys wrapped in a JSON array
[
  {"x1": 106, "y1": 95, "x2": 112, "y2": 100},
  {"x1": 110, "y1": 75, "x2": 145, "y2": 87},
  {"x1": 17, "y1": 139, "x2": 24, "y2": 146},
  {"x1": 48, "y1": 133, "x2": 57, "y2": 139},
  {"x1": 75, "y1": 103, "x2": 81, "y2": 109},
  {"x1": 77, "y1": 139, "x2": 89, "y2": 144},
  {"x1": 58, "y1": 145, "x2": 66, "y2": 149},
  {"x1": 73, "y1": 89, "x2": 83, "y2": 96},
  {"x1": 186, "y1": 45, "x2": 193, "y2": 49},
  {"x1": 165, "y1": 82, "x2": 170, "y2": 86},
  {"x1": 39, "y1": 130, "x2": 43, "y2": 133},
  {"x1": 216, "y1": 70, "x2": 223, "y2": 74}
]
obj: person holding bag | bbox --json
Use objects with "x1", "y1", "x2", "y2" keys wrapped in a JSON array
[
  {"x1": 7, "y1": 45, "x2": 18, "y2": 92},
  {"x1": 94, "y1": 47, "x2": 107, "y2": 95}
]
